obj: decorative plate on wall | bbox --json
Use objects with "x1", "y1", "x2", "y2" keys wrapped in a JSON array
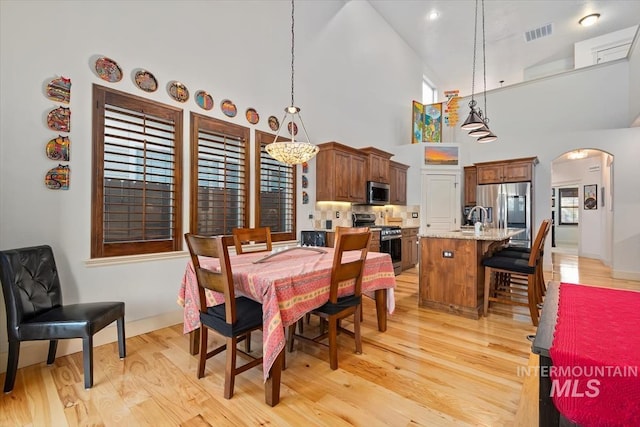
[
  {"x1": 134, "y1": 69, "x2": 158, "y2": 92},
  {"x1": 195, "y1": 90, "x2": 214, "y2": 110},
  {"x1": 46, "y1": 76, "x2": 71, "y2": 103},
  {"x1": 268, "y1": 115, "x2": 280, "y2": 131},
  {"x1": 95, "y1": 56, "x2": 123, "y2": 83},
  {"x1": 47, "y1": 107, "x2": 71, "y2": 132},
  {"x1": 45, "y1": 164, "x2": 70, "y2": 190},
  {"x1": 46, "y1": 135, "x2": 70, "y2": 161},
  {"x1": 302, "y1": 175, "x2": 308, "y2": 188},
  {"x1": 287, "y1": 121, "x2": 298, "y2": 136},
  {"x1": 168, "y1": 81, "x2": 189, "y2": 102},
  {"x1": 245, "y1": 108, "x2": 259, "y2": 125},
  {"x1": 221, "y1": 99, "x2": 237, "y2": 117}
]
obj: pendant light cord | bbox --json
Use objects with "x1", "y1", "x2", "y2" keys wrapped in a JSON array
[
  {"x1": 482, "y1": 0, "x2": 488, "y2": 122},
  {"x1": 470, "y1": 0, "x2": 478, "y2": 105},
  {"x1": 290, "y1": 0, "x2": 295, "y2": 107}
]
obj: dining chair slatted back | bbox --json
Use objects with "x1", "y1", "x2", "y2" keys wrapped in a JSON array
[
  {"x1": 184, "y1": 233, "x2": 263, "y2": 399},
  {"x1": 232, "y1": 227, "x2": 272, "y2": 254},
  {"x1": 482, "y1": 219, "x2": 550, "y2": 326},
  {"x1": 288, "y1": 231, "x2": 371, "y2": 370},
  {"x1": 0, "y1": 245, "x2": 125, "y2": 392}
]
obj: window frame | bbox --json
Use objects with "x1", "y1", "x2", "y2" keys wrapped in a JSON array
[
  {"x1": 91, "y1": 84, "x2": 183, "y2": 258},
  {"x1": 558, "y1": 187, "x2": 579, "y2": 225},
  {"x1": 254, "y1": 130, "x2": 297, "y2": 242},
  {"x1": 189, "y1": 112, "x2": 250, "y2": 235}
]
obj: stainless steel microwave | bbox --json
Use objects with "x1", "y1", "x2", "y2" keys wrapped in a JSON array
[{"x1": 366, "y1": 181, "x2": 390, "y2": 205}]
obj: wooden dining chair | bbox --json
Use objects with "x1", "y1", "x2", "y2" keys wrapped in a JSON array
[
  {"x1": 287, "y1": 231, "x2": 371, "y2": 370},
  {"x1": 232, "y1": 227, "x2": 272, "y2": 254},
  {"x1": 481, "y1": 219, "x2": 550, "y2": 326},
  {"x1": 184, "y1": 233, "x2": 264, "y2": 399}
]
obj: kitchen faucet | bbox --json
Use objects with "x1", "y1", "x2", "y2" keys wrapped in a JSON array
[{"x1": 467, "y1": 205, "x2": 489, "y2": 230}]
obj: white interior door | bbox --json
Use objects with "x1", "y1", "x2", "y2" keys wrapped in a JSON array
[{"x1": 421, "y1": 173, "x2": 460, "y2": 232}]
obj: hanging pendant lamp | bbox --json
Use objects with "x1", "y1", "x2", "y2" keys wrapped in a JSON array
[
  {"x1": 463, "y1": 0, "x2": 498, "y2": 141},
  {"x1": 266, "y1": 0, "x2": 318, "y2": 165},
  {"x1": 461, "y1": 0, "x2": 484, "y2": 131}
]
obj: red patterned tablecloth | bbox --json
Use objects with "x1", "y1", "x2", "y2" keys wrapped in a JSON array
[
  {"x1": 550, "y1": 283, "x2": 640, "y2": 427},
  {"x1": 177, "y1": 247, "x2": 396, "y2": 381}
]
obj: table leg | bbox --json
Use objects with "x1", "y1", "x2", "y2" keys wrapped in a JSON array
[
  {"x1": 375, "y1": 289, "x2": 387, "y2": 332},
  {"x1": 539, "y1": 355, "x2": 560, "y2": 426},
  {"x1": 189, "y1": 329, "x2": 200, "y2": 355},
  {"x1": 265, "y1": 347, "x2": 283, "y2": 406}
]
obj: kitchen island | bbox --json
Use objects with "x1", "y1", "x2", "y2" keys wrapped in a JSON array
[{"x1": 419, "y1": 228, "x2": 524, "y2": 319}]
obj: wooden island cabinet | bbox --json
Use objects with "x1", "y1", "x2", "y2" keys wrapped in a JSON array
[{"x1": 418, "y1": 228, "x2": 524, "y2": 318}]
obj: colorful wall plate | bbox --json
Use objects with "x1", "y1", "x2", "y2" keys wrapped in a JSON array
[
  {"x1": 268, "y1": 115, "x2": 280, "y2": 131},
  {"x1": 195, "y1": 90, "x2": 214, "y2": 110},
  {"x1": 45, "y1": 164, "x2": 70, "y2": 190},
  {"x1": 46, "y1": 76, "x2": 71, "y2": 103},
  {"x1": 168, "y1": 81, "x2": 189, "y2": 102},
  {"x1": 134, "y1": 69, "x2": 158, "y2": 92},
  {"x1": 245, "y1": 108, "x2": 259, "y2": 124},
  {"x1": 46, "y1": 135, "x2": 70, "y2": 161},
  {"x1": 287, "y1": 121, "x2": 298, "y2": 136},
  {"x1": 302, "y1": 191, "x2": 309, "y2": 204},
  {"x1": 95, "y1": 56, "x2": 123, "y2": 83},
  {"x1": 221, "y1": 99, "x2": 237, "y2": 117},
  {"x1": 302, "y1": 175, "x2": 308, "y2": 188},
  {"x1": 47, "y1": 107, "x2": 71, "y2": 132}
]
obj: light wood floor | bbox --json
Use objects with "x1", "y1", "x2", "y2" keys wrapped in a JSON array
[{"x1": 1, "y1": 253, "x2": 638, "y2": 426}]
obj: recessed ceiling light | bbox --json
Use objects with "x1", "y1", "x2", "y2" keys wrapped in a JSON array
[
  {"x1": 579, "y1": 13, "x2": 600, "y2": 27},
  {"x1": 428, "y1": 11, "x2": 439, "y2": 21}
]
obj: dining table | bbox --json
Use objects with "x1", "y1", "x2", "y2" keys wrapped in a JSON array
[
  {"x1": 532, "y1": 282, "x2": 640, "y2": 426},
  {"x1": 177, "y1": 246, "x2": 397, "y2": 406}
]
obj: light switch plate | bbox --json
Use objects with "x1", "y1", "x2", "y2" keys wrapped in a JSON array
[
  {"x1": 335, "y1": 211, "x2": 340, "y2": 219},
  {"x1": 442, "y1": 251, "x2": 454, "y2": 258},
  {"x1": 412, "y1": 212, "x2": 418, "y2": 218}
]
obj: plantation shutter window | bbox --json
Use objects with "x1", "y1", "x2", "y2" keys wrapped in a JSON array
[
  {"x1": 92, "y1": 85, "x2": 183, "y2": 258},
  {"x1": 190, "y1": 113, "x2": 250, "y2": 235}
]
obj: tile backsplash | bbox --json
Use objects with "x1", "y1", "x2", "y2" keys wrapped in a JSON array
[{"x1": 312, "y1": 203, "x2": 420, "y2": 230}]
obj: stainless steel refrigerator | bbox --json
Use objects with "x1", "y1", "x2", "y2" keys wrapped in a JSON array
[{"x1": 476, "y1": 182, "x2": 532, "y2": 247}]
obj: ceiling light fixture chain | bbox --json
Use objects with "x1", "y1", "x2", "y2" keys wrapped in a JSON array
[
  {"x1": 460, "y1": 0, "x2": 484, "y2": 131},
  {"x1": 266, "y1": 0, "x2": 319, "y2": 165}
]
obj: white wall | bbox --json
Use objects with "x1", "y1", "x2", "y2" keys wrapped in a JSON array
[
  {"x1": 629, "y1": 27, "x2": 640, "y2": 126},
  {"x1": 552, "y1": 154, "x2": 608, "y2": 259},
  {"x1": 0, "y1": 0, "x2": 424, "y2": 365}
]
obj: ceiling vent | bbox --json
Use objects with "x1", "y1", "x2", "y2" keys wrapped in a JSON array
[{"x1": 524, "y1": 23, "x2": 553, "y2": 42}]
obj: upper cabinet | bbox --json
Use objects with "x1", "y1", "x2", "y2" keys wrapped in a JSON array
[
  {"x1": 316, "y1": 142, "x2": 367, "y2": 203},
  {"x1": 389, "y1": 160, "x2": 409, "y2": 205},
  {"x1": 463, "y1": 166, "x2": 477, "y2": 205},
  {"x1": 475, "y1": 157, "x2": 538, "y2": 184},
  {"x1": 361, "y1": 147, "x2": 393, "y2": 184}
]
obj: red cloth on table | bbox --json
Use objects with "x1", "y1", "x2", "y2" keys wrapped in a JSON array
[{"x1": 550, "y1": 283, "x2": 640, "y2": 427}]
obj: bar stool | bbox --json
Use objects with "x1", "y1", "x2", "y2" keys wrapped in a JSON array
[{"x1": 482, "y1": 219, "x2": 549, "y2": 326}]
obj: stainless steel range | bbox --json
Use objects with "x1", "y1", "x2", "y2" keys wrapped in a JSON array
[{"x1": 353, "y1": 213, "x2": 402, "y2": 275}]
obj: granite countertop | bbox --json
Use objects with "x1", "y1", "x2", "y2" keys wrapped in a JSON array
[{"x1": 419, "y1": 228, "x2": 525, "y2": 241}]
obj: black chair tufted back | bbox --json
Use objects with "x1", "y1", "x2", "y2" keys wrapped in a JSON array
[
  {"x1": 1, "y1": 245, "x2": 63, "y2": 337},
  {"x1": 0, "y1": 244, "x2": 126, "y2": 392}
]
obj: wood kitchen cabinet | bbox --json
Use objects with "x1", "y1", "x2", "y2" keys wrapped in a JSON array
[
  {"x1": 463, "y1": 166, "x2": 477, "y2": 205},
  {"x1": 389, "y1": 161, "x2": 409, "y2": 205},
  {"x1": 362, "y1": 147, "x2": 393, "y2": 184},
  {"x1": 475, "y1": 157, "x2": 538, "y2": 184},
  {"x1": 401, "y1": 227, "x2": 418, "y2": 270},
  {"x1": 316, "y1": 142, "x2": 367, "y2": 203}
]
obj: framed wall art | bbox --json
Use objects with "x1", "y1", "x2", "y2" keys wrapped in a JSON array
[
  {"x1": 584, "y1": 184, "x2": 597, "y2": 210},
  {"x1": 423, "y1": 102, "x2": 442, "y2": 142},
  {"x1": 412, "y1": 100, "x2": 423, "y2": 144},
  {"x1": 424, "y1": 145, "x2": 458, "y2": 166}
]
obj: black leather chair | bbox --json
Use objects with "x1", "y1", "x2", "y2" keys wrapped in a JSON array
[{"x1": 0, "y1": 245, "x2": 125, "y2": 392}]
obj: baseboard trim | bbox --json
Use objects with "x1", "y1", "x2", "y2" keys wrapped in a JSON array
[
  {"x1": 0, "y1": 309, "x2": 184, "y2": 374},
  {"x1": 612, "y1": 270, "x2": 640, "y2": 281}
]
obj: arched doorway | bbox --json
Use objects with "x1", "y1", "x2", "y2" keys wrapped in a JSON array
[{"x1": 550, "y1": 149, "x2": 613, "y2": 266}]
